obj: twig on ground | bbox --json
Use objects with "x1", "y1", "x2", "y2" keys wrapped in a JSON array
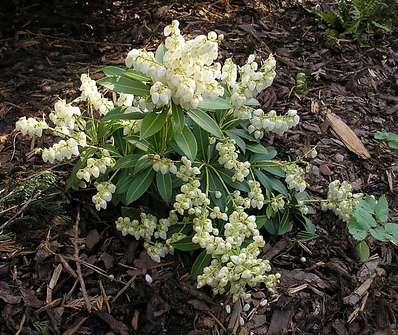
[
  {"x1": 72, "y1": 207, "x2": 91, "y2": 311},
  {"x1": 15, "y1": 312, "x2": 26, "y2": 335},
  {"x1": 111, "y1": 275, "x2": 136, "y2": 304}
]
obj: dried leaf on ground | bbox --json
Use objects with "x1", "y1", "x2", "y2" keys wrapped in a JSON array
[{"x1": 326, "y1": 112, "x2": 371, "y2": 159}]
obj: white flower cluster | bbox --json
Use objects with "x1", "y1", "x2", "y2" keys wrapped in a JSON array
[
  {"x1": 232, "y1": 190, "x2": 251, "y2": 208},
  {"x1": 125, "y1": 20, "x2": 224, "y2": 109},
  {"x1": 174, "y1": 179, "x2": 210, "y2": 215},
  {"x1": 116, "y1": 213, "x2": 157, "y2": 240},
  {"x1": 42, "y1": 138, "x2": 79, "y2": 163},
  {"x1": 150, "y1": 81, "x2": 172, "y2": 107},
  {"x1": 115, "y1": 211, "x2": 184, "y2": 262},
  {"x1": 248, "y1": 180, "x2": 264, "y2": 209},
  {"x1": 284, "y1": 163, "x2": 307, "y2": 193},
  {"x1": 222, "y1": 54, "x2": 276, "y2": 107},
  {"x1": 76, "y1": 152, "x2": 115, "y2": 182},
  {"x1": 121, "y1": 120, "x2": 140, "y2": 136},
  {"x1": 247, "y1": 109, "x2": 300, "y2": 139},
  {"x1": 224, "y1": 209, "x2": 258, "y2": 246},
  {"x1": 16, "y1": 117, "x2": 48, "y2": 138},
  {"x1": 116, "y1": 93, "x2": 135, "y2": 107},
  {"x1": 197, "y1": 237, "x2": 280, "y2": 300},
  {"x1": 79, "y1": 74, "x2": 114, "y2": 115},
  {"x1": 216, "y1": 139, "x2": 250, "y2": 182},
  {"x1": 151, "y1": 155, "x2": 177, "y2": 174},
  {"x1": 210, "y1": 207, "x2": 228, "y2": 221},
  {"x1": 322, "y1": 180, "x2": 363, "y2": 221},
  {"x1": 170, "y1": 157, "x2": 279, "y2": 300},
  {"x1": 49, "y1": 100, "x2": 82, "y2": 136},
  {"x1": 271, "y1": 194, "x2": 285, "y2": 212},
  {"x1": 175, "y1": 156, "x2": 201, "y2": 181},
  {"x1": 92, "y1": 181, "x2": 116, "y2": 211}
]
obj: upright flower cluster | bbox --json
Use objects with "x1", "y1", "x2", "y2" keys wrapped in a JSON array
[
  {"x1": 216, "y1": 139, "x2": 250, "y2": 182},
  {"x1": 322, "y1": 180, "x2": 363, "y2": 221},
  {"x1": 79, "y1": 74, "x2": 114, "y2": 115},
  {"x1": 49, "y1": 100, "x2": 82, "y2": 136},
  {"x1": 283, "y1": 163, "x2": 307, "y2": 193},
  {"x1": 125, "y1": 20, "x2": 224, "y2": 109},
  {"x1": 221, "y1": 54, "x2": 276, "y2": 107}
]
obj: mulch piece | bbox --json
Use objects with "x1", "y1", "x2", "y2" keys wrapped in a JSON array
[{"x1": 0, "y1": 0, "x2": 397, "y2": 334}]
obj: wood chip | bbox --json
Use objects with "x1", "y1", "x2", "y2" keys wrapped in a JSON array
[
  {"x1": 326, "y1": 112, "x2": 371, "y2": 159},
  {"x1": 131, "y1": 310, "x2": 139, "y2": 331}
]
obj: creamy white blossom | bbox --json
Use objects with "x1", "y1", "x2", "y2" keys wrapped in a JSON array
[
  {"x1": 322, "y1": 180, "x2": 363, "y2": 221},
  {"x1": 16, "y1": 117, "x2": 48, "y2": 138},
  {"x1": 79, "y1": 74, "x2": 114, "y2": 115},
  {"x1": 76, "y1": 152, "x2": 115, "y2": 182},
  {"x1": 42, "y1": 138, "x2": 79, "y2": 163},
  {"x1": 92, "y1": 181, "x2": 116, "y2": 211}
]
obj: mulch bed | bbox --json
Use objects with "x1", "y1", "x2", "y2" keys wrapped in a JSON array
[{"x1": 0, "y1": 1, "x2": 397, "y2": 334}]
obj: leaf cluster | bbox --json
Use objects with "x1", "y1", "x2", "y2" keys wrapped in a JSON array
[
  {"x1": 347, "y1": 195, "x2": 397, "y2": 261},
  {"x1": 318, "y1": 0, "x2": 397, "y2": 41}
]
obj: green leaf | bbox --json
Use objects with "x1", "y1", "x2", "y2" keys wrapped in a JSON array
[
  {"x1": 172, "y1": 104, "x2": 185, "y2": 132},
  {"x1": 356, "y1": 240, "x2": 370, "y2": 262},
  {"x1": 103, "y1": 107, "x2": 145, "y2": 121},
  {"x1": 385, "y1": 223, "x2": 398, "y2": 244},
  {"x1": 102, "y1": 66, "x2": 126, "y2": 77},
  {"x1": 191, "y1": 250, "x2": 211, "y2": 277},
  {"x1": 261, "y1": 165, "x2": 285, "y2": 177},
  {"x1": 375, "y1": 131, "x2": 398, "y2": 150},
  {"x1": 207, "y1": 168, "x2": 227, "y2": 211},
  {"x1": 264, "y1": 210, "x2": 291, "y2": 235},
  {"x1": 226, "y1": 128, "x2": 257, "y2": 142},
  {"x1": 113, "y1": 154, "x2": 141, "y2": 170},
  {"x1": 246, "y1": 143, "x2": 276, "y2": 157},
  {"x1": 156, "y1": 172, "x2": 172, "y2": 204},
  {"x1": 347, "y1": 217, "x2": 368, "y2": 241},
  {"x1": 358, "y1": 196, "x2": 377, "y2": 213},
  {"x1": 187, "y1": 109, "x2": 223, "y2": 138},
  {"x1": 198, "y1": 97, "x2": 232, "y2": 110},
  {"x1": 192, "y1": 123, "x2": 210, "y2": 160},
  {"x1": 172, "y1": 237, "x2": 201, "y2": 251},
  {"x1": 155, "y1": 43, "x2": 166, "y2": 63},
  {"x1": 353, "y1": 206, "x2": 377, "y2": 229},
  {"x1": 217, "y1": 169, "x2": 250, "y2": 193},
  {"x1": 302, "y1": 216, "x2": 316, "y2": 234},
  {"x1": 126, "y1": 169, "x2": 154, "y2": 204},
  {"x1": 134, "y1": 157, "x2": 152, "y2": 174},
  {"x1": 140, "y1": 111, "x2": 167, "y2": 139},
  {"x1": 123, "y1": 69, "x2": 150, "y2": 82},
  {"x1": 375, "y1": 195, "x2": 389, "y2": 223},
  {"x1": 256, "y1": 215, "x2": 267, "y2": 229},
  {"x1": 97, "y1": 76, "x2": 150, "y2": 96},
  {"x1": 255, "y1": 169, "x2": 288, "y2": 196},
  {"x1": 174, "y1": 125, "x2": 197, "y2": 160},
  {"x1": 116, "y1": 173, "x2": 135, "y2": 194},
  {"x1": 245, "y1": 98, "x2": 261, "y2": 106},
  {"x1": 369, "y1": 227, "x2": 388, "y2": 241}
]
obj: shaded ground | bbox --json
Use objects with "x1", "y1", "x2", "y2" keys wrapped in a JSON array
[{"x1": 0, "y1": 1, "x2": 397, "y2": 334}]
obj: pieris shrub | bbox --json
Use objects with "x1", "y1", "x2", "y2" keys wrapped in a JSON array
[{"x1": 14, "y1": 20, "x2": 397, "y2": 301}]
